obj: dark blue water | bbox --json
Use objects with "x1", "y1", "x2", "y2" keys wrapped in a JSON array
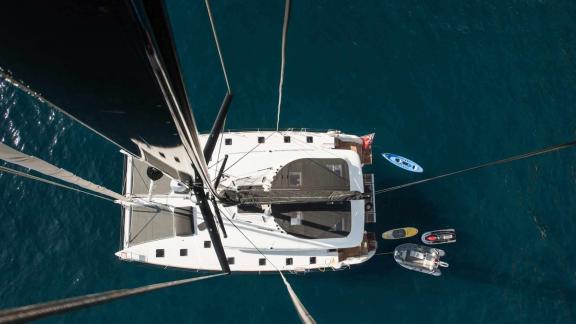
[{"x1": 2, "y1": 0, "x2": 576, "y2": 322}]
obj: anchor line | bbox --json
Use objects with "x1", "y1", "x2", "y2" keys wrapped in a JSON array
[{"x1": 374, "y1": 139, "x2": 576, "y2": 195}]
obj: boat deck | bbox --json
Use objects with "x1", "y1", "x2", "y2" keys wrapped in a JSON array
[
  {"x1": 124, "y1": 158, "x2": 194, "y2": 247},
  {"x1": 130, "y1": 158, "x2": 172, "y2": 196},
  {"x1": 118, "y1": 130, "x2": 377, "y2": 272}
]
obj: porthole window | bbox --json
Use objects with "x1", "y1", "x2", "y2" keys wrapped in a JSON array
[
  {"x1": 174, "y1": 157, "x2": 180, "y2": 163},
  {"x1": 180, "y1": 249, "x2": 187, "y2": 256},
  {"x1": 286, "y1": 258, "x2": 293, "y2": 265},
  {"x1": 156, "y1": 249, "x2": 165, "y2": 257},
  {"x1": 159, "y1": 152, "x2": 166, "y2": 158}
]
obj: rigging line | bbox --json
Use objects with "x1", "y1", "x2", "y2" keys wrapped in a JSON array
[
  {"x1": 276, "y1": 0, "x2": 291, "y2": 131},
  {"x1": 374, "y1": 251, "x2": 394, "y2": 256},
  {"x1": 204, "y1": 0, "x2": 231, "y2": 93},
  {"x1": 374, "y1": 139, "x2": 576, "y2": 195},
  {"x1": 0, "y1": 70, "x2": 126, "y2": 152},
  {"x1": 0, "y1": 273, "x2": 227, "y2": 323},
  {"x1": 208, "y1": 155, "x2": 227, "y2": 170},
  {"x1": 223, "y1": 132, "x2": 276, "y2": 173},
  {"x1": 217, "y1": 206, "x2": 281, "y2": 272},
  {"x1": 0, "y1": 165, "x2": 115, "y2": 203},
  {"x1": 216, "y1": 206, "x2": 317, "y2": 324}
]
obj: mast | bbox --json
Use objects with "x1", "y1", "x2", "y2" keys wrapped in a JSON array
[
  {"x1": 128, "y1": 0, "x2": 218, "y2": 197},
  {"x1": 0, "y1": 1, "x2": 184, "y2": 170},
  {"x1": 127, "y1": 0, "x2": 230, "y2": 272}
]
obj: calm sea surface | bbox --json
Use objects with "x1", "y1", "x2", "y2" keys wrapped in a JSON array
[{"x1": 1, "y1": 0, "x2": 576, "y2": 323}]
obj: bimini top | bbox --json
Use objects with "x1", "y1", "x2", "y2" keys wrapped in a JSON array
[
  {"x1": 223, "y1": 158, "x2": 362, "y2": 204},
  {"x1": 223, "y1": 158, "x2": 362, "y2": 240},
  {"x1": 269, "y1": 158, "x2": 354, "y2": 239},
  {"x1": 271, "y1": 202, "x2": 352, "y2": 239}
]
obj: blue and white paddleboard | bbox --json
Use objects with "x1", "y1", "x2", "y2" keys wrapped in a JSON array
[{"x1": 382, "y1": 153, "x2": 424, "y2": 173}]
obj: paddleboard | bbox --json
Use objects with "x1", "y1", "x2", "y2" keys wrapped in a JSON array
[
  {"x1": 382, "y1": 153, "x2": 424, "y2": 173},
  {"x1": 382, "y1": 227, "x2": 419, "y2": 240}
]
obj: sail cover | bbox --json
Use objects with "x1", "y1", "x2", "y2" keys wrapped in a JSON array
[{"x1": 0, "y1": 0, "x2": 215, "y2": 190}]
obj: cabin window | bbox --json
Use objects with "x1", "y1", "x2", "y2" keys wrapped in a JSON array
[
  {"x1": 290, "y1": 211, "x2": 303, "y2": 225},
  {"x1": 325, "y1": 164, "x2": 343, "y2": 177},
  {"x1": 227, "y1": 257, "x2": 235, "y2": 265},
  {"x1": 204, "y1": 241, "x2": 211, "y2": 248},
  {"x1": 286, "y1": 258, "x2": 293, "y2": 265},
  {"x1": 156, "y1": 249, "x2": 165, "y2": 257},
  {"x1": 310, "y1": 257, "x2": 316, "y2": 264},
  {"x1": 259, "y1": 258, "x2": 266, "y2": 266},
  {"x1": 159, "y1": 152, "x2": 166, "y2": 158},
  {"x1": 284, "y1": 136, "x2": 291, "y2": 143},
  {"x1": 288, "y1": 171, "x2": 302, "y2": 187},
  {"x1": 258, "y1": 136, "x2": 265, "y2": 143},
  {"x1": 328, "y1": 249, "x2": 337, "y2": 252},
  {"x1": 306, "y1": 136, "x2": 313, "y2": 143},
  {"x1": 180, "y1": 249, "x2": 187, "y2": 256},
  {"x1": 174, "y1": 157, "x2": 180, "y2": 163}
]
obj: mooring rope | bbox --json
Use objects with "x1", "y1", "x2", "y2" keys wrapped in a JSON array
[
  {"x1": 276, "y1": 0, "x2": 291, "y2": 131},
  {"x1": 0, "y1": 273, "x2": 227, "y2": 323},
  {"x1": 204, "y1": 0, "x2": 231, "y2": 92},
  {"x1": 375, "y1": 139, "x2": 576, "y2": 195}
]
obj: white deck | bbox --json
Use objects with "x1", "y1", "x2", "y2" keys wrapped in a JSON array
[{"x1": 117, "y1": 130, "x2": 376, "y2": 272}]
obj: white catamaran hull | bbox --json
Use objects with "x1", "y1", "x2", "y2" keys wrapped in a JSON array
[{"x1": 117, "y1": 130, "x2": 377, "y2": 272}]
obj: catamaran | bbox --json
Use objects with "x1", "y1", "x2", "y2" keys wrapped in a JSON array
[
  {"x1": 0, "y1": 0, "x2": 377, "y2": 275},
  {"x1": 118, "y1": 129, "x2": 377, "y2": 272}
]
